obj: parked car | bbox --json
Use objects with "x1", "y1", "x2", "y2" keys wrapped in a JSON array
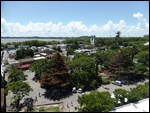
[
  {"x1": 78, "y1": 88, "x2": 83, "y2": 93},
  {"x1": 112, "y1": 80, "x2": 122, "y2": 86},
  {"x1": 72, "y1": 87, "x2": 77, "y2": 93},
  {"x1": 121, "y1": 80, "x2": 127, "y2": 85}
]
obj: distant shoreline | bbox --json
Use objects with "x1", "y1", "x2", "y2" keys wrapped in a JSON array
[
  {"x1": 1, "y1": 38, "x2": 65, "y2": 44},
  {"x1": 1, "y1": 37, "x2": 67, "y2": 39}
]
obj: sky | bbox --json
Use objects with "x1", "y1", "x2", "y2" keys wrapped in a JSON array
[{"x1": 1, "y1": 1, "x2": 149, "y2": 37}]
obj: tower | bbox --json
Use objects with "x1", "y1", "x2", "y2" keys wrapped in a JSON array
[{"x1": 90, "y1": 35, "x2": 96, "y2": 47}]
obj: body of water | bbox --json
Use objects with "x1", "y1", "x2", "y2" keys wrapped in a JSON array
[{"x1": 1, "y1": 38, "x2": 65, "y2": 44}]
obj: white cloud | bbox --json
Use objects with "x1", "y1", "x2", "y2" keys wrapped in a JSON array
[
  {"x1": 1, "y1": 12, "x2": 149, "y2": 37},
  {"x1": 133, "y1": 12, "x2": 143, "y2": 19}
]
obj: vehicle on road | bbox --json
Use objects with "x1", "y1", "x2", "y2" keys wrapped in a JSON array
[
  {"x1": 78, "y1": 88, "x2": 82, "y2": 93},
  {"x1": 72, "y1": 87, "x2": 77, "y2": 93},
  {"x1": 112, "y1": 80, "x2": 122, "y2": 86}
]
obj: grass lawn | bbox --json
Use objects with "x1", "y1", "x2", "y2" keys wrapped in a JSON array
[
  {"x1": 43, "y1": 107, "x2": 60, "y2": 112},
  {"x1": 25, "y1": 106, "x2": 61, "y2": 112}
]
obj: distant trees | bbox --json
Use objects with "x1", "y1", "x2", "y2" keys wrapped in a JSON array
[
  {"x1": 77, "y1": 91, "x2": 115, "y2": 112},
  {"x1": 53, "y1": 46, "x2": 62, "y2": 52},
  {"x1": 15, "y1": 48, "x2": 34, "y2": 60},
  {"x1": 66, "y1": 47, "x2": 75, "y2": 56},
  {"x1": 116, "y1": 31, "x2": 121, "y2": 38}
]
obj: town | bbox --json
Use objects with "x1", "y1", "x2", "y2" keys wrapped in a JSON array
[{"x1": 1, "y1": 35, "x2": 149, "y2": 112}]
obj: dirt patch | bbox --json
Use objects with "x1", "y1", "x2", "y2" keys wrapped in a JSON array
[{"x1": 100, "y1": 70, "x2": 117, "y2": 78}]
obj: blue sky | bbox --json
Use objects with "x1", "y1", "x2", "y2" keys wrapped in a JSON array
[{"x1": 1, "y1": 1, "x2": 149, "y2": 37}]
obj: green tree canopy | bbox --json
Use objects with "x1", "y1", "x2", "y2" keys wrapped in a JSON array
[
  {"x1": 15, "y1": 48, "x2": 34, "y2": 60},
  {"x1": 4, "y1": 81, "x2": 33, "y2": 110},
  {"x1": 77, "y1": 91, "x2": 115, "y2": 112},
  {"x1": 128, "y1": 83, "x2": 149, "y2": 103},
  {"x1": 8, "y1": 69, "x2": 27, "y2": 82},
  {"x1": 135, "y1": 51, "x2": 149, "y2": 66},
  {"x1": 114, "y1": 89, "x2": 130, "y2": 106},
  {"x1": 29, "y1": 59, "x2": 53, "y2": 78},
  {"x1": 67, "y1": 55, "x2": 101, "y2": 90}
]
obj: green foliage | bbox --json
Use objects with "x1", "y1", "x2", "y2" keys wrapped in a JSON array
[
  {"x1": 94, "y1": 50, "x2": 114, "y2": 69},
  {"x1": 128, "y1": 83, "x2": 149, "y2": 103},
  {"x1": 67, "y1": 55, "x2": 101, "y2": 90},
  {"x1": 135, "y1": 51, "x2": 149, "y2": 66},
  {"x1": 114, "y1": 89, "x2": 130, "y2": 106},
  {"x1": 110, "y1": 43, "x2": 120, "y2": 50},
  {"x1": 4, "y1": 81, "x2": 33, "y2": 109},
  {"x1": 101, "y1": 76, "x2": 110, "y2": 84},
  {"x1": 66, "y1": 47, "x2": 75, "y2": 56},
  {"x1": 29, "y1": 59, "x2": 53, "y2": 78},
  {"x1": 15, "y1": 48, "x2": 34, "y2": 60},
  {"x1": 53, "y1": 46, "x2": 62, "y2": 52},
  {"x1": 109, "y1": 49, "x2": 133, "y2": 74},
  {"x1": 77, "y1": 91, "x2": 115, "y2": 112},
  {"x1": 8, "y1": 69, "x2": 27, "y2": 82}
]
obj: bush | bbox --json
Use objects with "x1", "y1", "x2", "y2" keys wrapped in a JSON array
[{"x1": 101, "y1": 76, "x2": 110, "y2": 84}]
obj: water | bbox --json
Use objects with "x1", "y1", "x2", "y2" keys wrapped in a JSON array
[{"x1": 1, "y1": 38, "x2": 65, "y2": 44}]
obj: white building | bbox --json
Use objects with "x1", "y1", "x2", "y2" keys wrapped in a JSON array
[
  {"x1": 90, "y1": 35, "x2": 96, "y2": 46},
  {"x1": 111, "y1": 98, "x2": 149, "y2": 112}
]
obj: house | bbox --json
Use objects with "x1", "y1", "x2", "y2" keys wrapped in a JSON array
[
  {"x1": 7, "y1": 45, "x2": 15, "y2": 51},
  {"x1": 19, "y1": 57, "x2": 34, "y2": 65},
  {"x1": 18, "y1": 45, "x2": 29, "y2": 49}
]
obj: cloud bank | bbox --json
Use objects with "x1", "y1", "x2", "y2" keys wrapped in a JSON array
[{"x1": 1, "y1": 12, "x2": 149, "y2": 37}]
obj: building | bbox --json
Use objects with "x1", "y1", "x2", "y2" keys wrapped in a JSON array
[
  {"x1": 18, "y1": 45, "x2": 29, "y2": 49},
  {"x1": 7, "y1": 45, "x2": 15, "y2": 50},
  {"x1": 90, "y1": 35, "x2": 96, "y2": 47},
  {"x1": 111, "y1": 98, "x2": 149, "y2": 112}
]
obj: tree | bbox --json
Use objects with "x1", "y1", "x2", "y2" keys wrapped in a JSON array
[
  {"x1": 4, "y1": 81, "x2": 33, "y2": 111},
  {"x1": 128, "y1": 83, "x2": 149, "y2": 103},
  {"x1": 15, "y1": 48, "x2": 34, "y2": 60},
  {"x1": 40, "y1": 52, "x2": 73, "y2": 90},
  {"x1": 114, "y1": 89, "x2": 130, "y2": 106},
  {"x1": 135, "y1": 51, "x2": 149, "y2": 66},
  {"x1": 116, "y1": 31, "x2": 121, "y2": 38},
  {"x1": 94, "y1": 50, "x2": 114, "y2": 75},
  {"x1": 77, "y1": 91, "x2": 115, "y2": 112},
  {"x1": 8, "y1": 69, "x2": 27, "y2": 82},
  {"x1": 67, "y1": 55, "x2": 101, "y2": 90},
  {"x1": 29, "y1": 59, "x2": 52, "y2": 78},
  {"x1": 109, "y1": 49, "x2": 133, "y2": 75},
  {"x1": 66, "y1": 47, "x2": 74, "y2": 56},
  {"x1": 130, "y1": 46, "x2": 139, "y2": 63}
]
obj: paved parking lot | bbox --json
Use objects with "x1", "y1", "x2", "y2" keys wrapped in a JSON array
[{"x1": 6, "y1": 69, "x2": 149, "y2": 112}]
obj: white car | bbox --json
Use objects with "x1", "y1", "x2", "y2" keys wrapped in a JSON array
[
  {"x1": 112, "y1": 80, "x2": 122, "y2": 86},
  {"x1": 72, "y1": 87, "x2": 77, "y2": 93},
  {"x1": 78, "y1": 88, "x2": 82, "y2": 93}
]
